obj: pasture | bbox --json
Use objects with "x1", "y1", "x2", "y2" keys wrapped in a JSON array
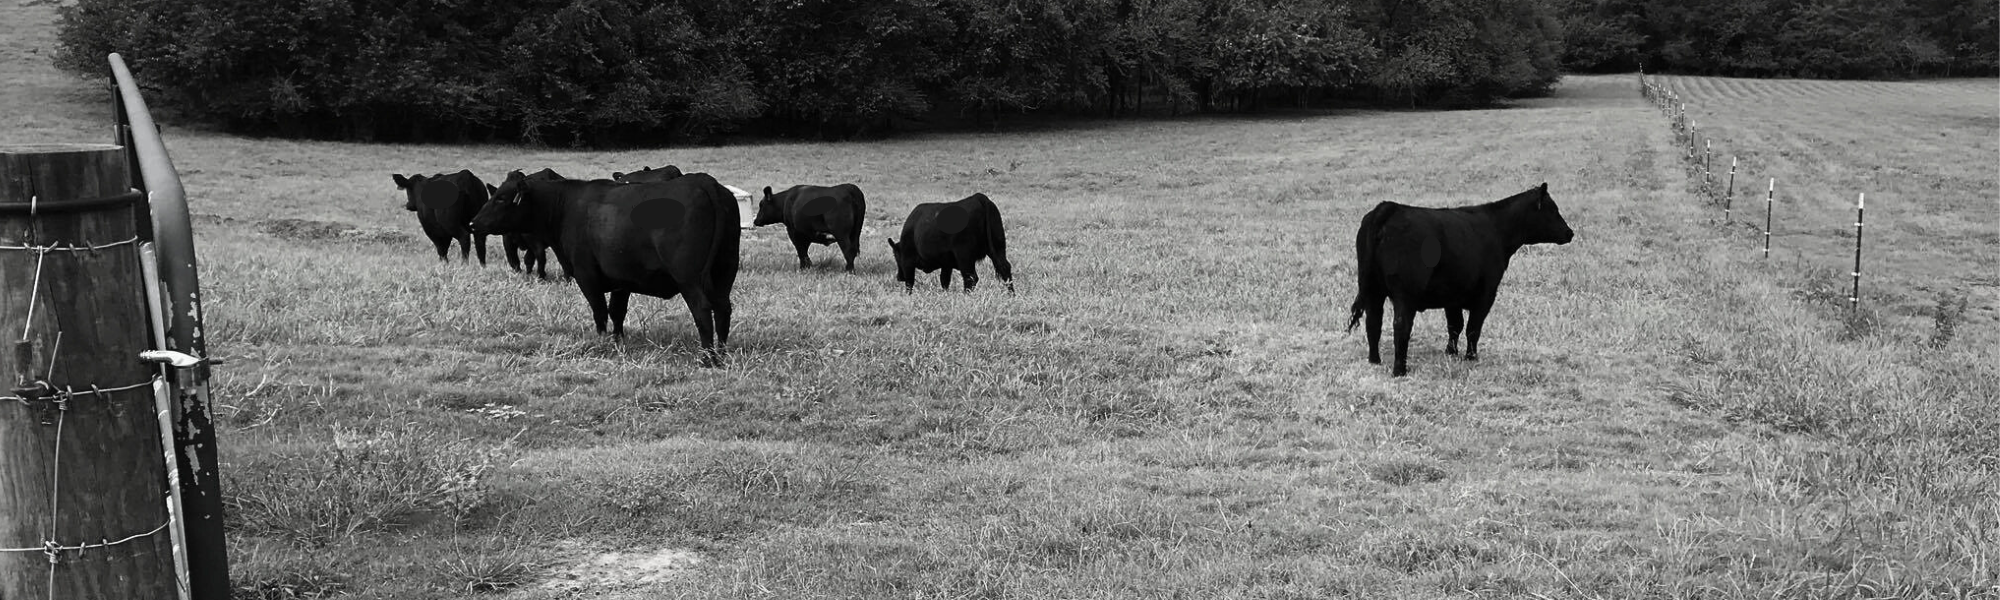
[{"x1": 3, "y1": 3, "x2": 1996, "y2": 598}]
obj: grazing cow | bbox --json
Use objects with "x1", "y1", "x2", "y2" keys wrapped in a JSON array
[
  {"x1": 885, "y1": 193, "x2": 1014, "y2": 293},
  {"x1": 1346, "y1": 183, "x2": 1575, "y2": 377},
  {"x1": 391, "y1": 170, "x2": 489, "y2": 264},
  {"x1": 755, "y1": 184, "x2": 866, "y2": 271},
  {"x1": 469, "y1": 171, "x2": 740, "y2": 366},
  {"x1": 497, "y1": 168, "x2": 567, "y2": 280},
  {"x1": 612, "y1": 165, "x2": 683, "y2": 183}
]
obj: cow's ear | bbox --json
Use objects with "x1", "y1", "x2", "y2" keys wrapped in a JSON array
[
  {"x1": 392, "y1": 174, "x2": 410, "y2": 189},
  {"x1": 486, "y1": 183, "x2": 497, "y2": 195},
  {"x1": 885, "y1": 238, "x2": 899, "y2": 252},
  {"x1": 763, "y1": 186, "x2": 774, "y2": 198}
]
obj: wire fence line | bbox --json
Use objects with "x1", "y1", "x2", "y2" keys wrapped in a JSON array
[{"x1": 1636, "y1": 72, "x2": 1871, "y2": 310}]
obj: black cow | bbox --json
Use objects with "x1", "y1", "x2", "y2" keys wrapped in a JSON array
[
  {"x1": 391, "y1": 170, "x2": 490, "y2": 264},
  {"x1": 885, "y1": 193, "x2": 1014, "y2": 293},
  {"x1": 756, "y1": 184, "x2": 866, "y2": 271},
  {"x1": 612, "y1": 165, "x2": 683, "y2": 183},
  {"x1": 470, "y1": 171, "x2": 740, "y2": 366},
  {"x1": 1346, "y1": 183, "x2": 1574, "y2": 377},
  {"x1": 497, "y1": 168, "x2": 567, "y2": 280}
]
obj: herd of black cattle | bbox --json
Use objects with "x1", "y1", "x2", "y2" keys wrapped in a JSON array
[
  {"x1": 390, "y1": 166, "x2": 1014, "y2": 367},
  {"x1": 389, "y1": 167, "x2": 1572, "y2": 376}
]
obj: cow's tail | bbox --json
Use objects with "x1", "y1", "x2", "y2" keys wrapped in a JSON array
[
  {"x1": 704, "y1": 175, "x2": 741, "y2": 294},
  {"x1": 1346, "y1": 201, "x2": 1396, "y2": 333},
  {"x1": 978, "y1": 193, "x2": 1007, "y2": 257},
  {"x1": 848, "y1": 184, "x2": 867, "y2": 243}
]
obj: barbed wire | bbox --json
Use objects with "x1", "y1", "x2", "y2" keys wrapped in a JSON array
[
  {"x1": 0, "y1": 237, "x2": 143, "y2": 253},
  {"x1": 0, "y1": 521, "x2": 174, "y2": 557},
  {"x1": 3, "y1": 198, "x2": 172, "y2": 598}
]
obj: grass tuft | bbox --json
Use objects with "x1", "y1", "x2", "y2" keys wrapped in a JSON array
[
  {"x1": 226, "y1": 427, "x2": 510, "y2": 546},
  {"x1": 1367, "y1": 457, "x2": 1450, "y2": 485},
  {"x1": 427, "y1": 537, "x2": 540, "y2": 594},
  {"x1": 1927, "y1": 288, "x2": 1971, "y2": 350}
]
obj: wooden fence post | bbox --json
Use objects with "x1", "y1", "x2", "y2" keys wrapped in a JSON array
[{"x1": 0, "y1": 144, "x2": 180, "y2": 599}]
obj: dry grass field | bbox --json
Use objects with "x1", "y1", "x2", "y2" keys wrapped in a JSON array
[{"x1": 3, "y1": 2, "x2": 1996, "y2": 598}]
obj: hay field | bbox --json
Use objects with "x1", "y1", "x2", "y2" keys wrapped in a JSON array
[{"x1": 3, "y1": 2, "x2": 1996, "y2": 597}]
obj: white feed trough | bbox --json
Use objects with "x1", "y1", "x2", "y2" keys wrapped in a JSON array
[{"x1": 724, "y1": 184, "x2": 755, "y2": 229}]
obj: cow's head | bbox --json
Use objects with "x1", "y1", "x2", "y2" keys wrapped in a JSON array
[
  {"x1": 391, "y1": 173, "x2": 425, "y2": 211},
  {"x1": 1512, "y1": 182, "x2": 1574, "y2": 246},
  {"x1": 469, "y1": 170, "x2": 532, "y2": 235},
  {"x1": 753, "y1": 186, "x2": 785, "y2": 227},
  {"x1": 885, "y1": 237, "x2": 916, "y2": 290}
]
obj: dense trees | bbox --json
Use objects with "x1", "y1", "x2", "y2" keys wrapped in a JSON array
[
  {"x1": 56, "y1": 0, "x2": 1569, "y2": 143},
  {"x1": 55, "y1": 0, "x2": 1993, "y2": 144},
  {"x1": 1560, "y1": 0, "x2": 2000, "y2": 77},
  {"x1": 135, "y1": 0, "x2": 2000, "y2": 143}
]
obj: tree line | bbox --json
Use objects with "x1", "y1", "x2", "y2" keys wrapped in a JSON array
[
  {"x1": 54, "y1": 0, "x2": 1566, "y2": 144},
  {"x1": 53, "y1": 0, "x2": 1991, "y2": 145},
  {"x1": 1559, "y1": 0, "x2": 1999, "y2": 78}
]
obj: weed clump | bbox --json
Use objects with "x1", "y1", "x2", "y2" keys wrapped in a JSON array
[
  {"x1": 1926, "y1": 288, "x2": 1970, "y2": 350},
  {"x1": 1367, "y1": 457, "x2": 1448, "y2": 486},
  {"x1": 226, "y1": 428, "x2": 509, "y2": 547}
]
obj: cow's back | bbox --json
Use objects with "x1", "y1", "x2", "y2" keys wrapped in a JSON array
[
  {"x1": 559, "y1": 175, "x2": 737, "y2": 298},
  {"x1": 428, "y1": 171, "x2": 490, "y2": 227},
  {"x1": 904, "y1": 195, "x2": 999, "y2": 265},
  {"x1": 780, "y1": 184, "x2": 864, "y2": 230},
  {"x1": 1365, "y1": 203, "x2": 1510, "y2": 310}
]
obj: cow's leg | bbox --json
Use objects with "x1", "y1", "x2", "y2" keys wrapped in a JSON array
[
  {"x1": 990, "y1": 249, "x2": 1016, "y2": 293},
  {"x1": 1391, "y1": 301, "x2": 1418, "y2": 377},
  {"x1": 1464, "y1": 304, "x2": 1491, "y2": 362},
  {"x1": 520, "y1": 240, "x2": 540, "y2": 278},
  {"x1": 712, "y1": 292, "x2": 733, "y2": 359},
  {"x1": 939, "y1": 269, "x2": 953, "y2": 290},
  {"x1": 1365, "y1": 297, "x2": 1384, "y2": 365},
  {"x1": 957, "y1": 256, "x2": 980, "y2": 293},
  {"x1": 551, "y1": 246, "x2": 575, "y2": 282},
  {"x1": 421, "y1": 220, "x2": 451, "y2": 262},
  {"x1": 582, "y1": 291, "x2": 611, "y2": 336},
  {"x1": 1445, "y1": 308, "x2": 1464, "y2": 355},
  {"x1": 837, "y1": 234, "x2": 859, "y2": 272},
  {"x1": 473, "y1": 233, "x2": 489, "y2": 266},
  {"x1": 608, "y1": 291, "x2": 632, "y2": 339},
  {"x1": 789, "y1": 230, "x2": 814, "y2": 270},
  {"x1": 679, "y1": 288, "x2": 721, "y2": 367},
  {"x1": 503, "y1": 235, "x2": 523, "y2": 272}
]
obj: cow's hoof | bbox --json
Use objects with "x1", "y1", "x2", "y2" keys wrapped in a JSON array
[
  {"x1": 1391, "y1": 369, "x2": 1409, "y2": 377},
  {"x1": 1446, "y1": 347, "x2": 1459, "y2": 355},
  {"x1": 1464, "y1": 353, "x2": 1479, "y2": 362}
]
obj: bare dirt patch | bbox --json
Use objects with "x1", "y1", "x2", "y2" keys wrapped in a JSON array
[
  {"x1": 535, "y1": 544, "x2": 705, "y2": 593},
  {"x1": 258, "y1": 217, "x2": 412, "y2": 245}
]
